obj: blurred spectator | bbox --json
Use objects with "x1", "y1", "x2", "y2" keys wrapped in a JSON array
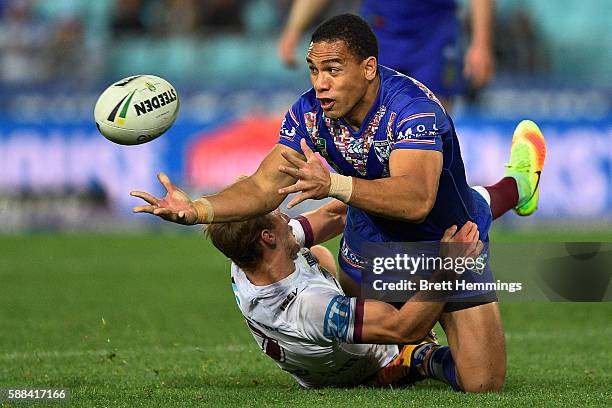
[
  {"x1": 111, "y1": 0, "x2": 146, "y2": 37},
  {"x1": 0, "y1": 0, "x2": 49, "y2": 82},
  {"x1": 166, "y1": 0, "x2": 200, "y2": 35},
  {"x1": 200, "y1": 0, "x2": 243, "y2": 33},
  {"x1": 146, "y1": 0, "x2": 202, "y2": 37},
  {"x1": 45, "y1": 16, "x2": 96, "y2": 81},
  {"x1": 495, "y1": 10, "x2": 549, "y2": 74}
]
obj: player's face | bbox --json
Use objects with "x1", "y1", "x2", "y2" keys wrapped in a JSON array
[
  {"x1": 273, "y1": 210, "x2": 300, "y2": 258},
  {"x1": 306, "y1": 41, "x2": 371, "y2": 120}
]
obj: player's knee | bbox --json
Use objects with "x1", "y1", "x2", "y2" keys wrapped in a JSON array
[
  {"x1": 310, "y1": 245, "x2": 337, "y2": 276},
  {"x1": 460, "y1": 370, "x2": 505, "y2": 393}
]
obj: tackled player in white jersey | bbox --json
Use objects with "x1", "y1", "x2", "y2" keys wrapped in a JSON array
[{"x1": 207, "y1": 201, "x2": 483, "y2": 388}]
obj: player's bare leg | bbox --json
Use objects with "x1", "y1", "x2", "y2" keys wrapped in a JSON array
[
  {"x1": 310, "y1": 245, "x2": 338, "y2": 276},
  {"x1": 411, "y1": 121, "x2": 546, "y2": 392},
  {"x1": 439, "y1": 303, "x2": 506, "y2": 391},
  {"x1": 337, "y1": 266, "x2": 361, "y2": 297}
]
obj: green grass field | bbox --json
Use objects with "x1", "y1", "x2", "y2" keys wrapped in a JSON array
[{"x1": 1, "y1": 229, "x2": 611, "y2": 407}]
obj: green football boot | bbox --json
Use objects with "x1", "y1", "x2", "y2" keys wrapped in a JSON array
[{"x1": 505, "y1": 120, "x2": 547, "y2": 216}]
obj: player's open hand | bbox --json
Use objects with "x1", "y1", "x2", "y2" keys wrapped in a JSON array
[
  {"x1": 130, "y1": 172, "x2": 198, "y2": 225},
  {"x1": 278, "y1": 139, "x2": 331, "y2": 208},
  {"x1": 440, "y1": 221, "x2": 484, "y2": 260},
  {"x1": 464, "y1": 42, "x2": 495, "y2": 89},
  {"x1": 277, "y1": 29, "x2": 300, "y2": 68}
]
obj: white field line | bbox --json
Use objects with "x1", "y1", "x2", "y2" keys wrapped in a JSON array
[{"x1": 0, "y1": 344, "x2": 251, "y2": 361}]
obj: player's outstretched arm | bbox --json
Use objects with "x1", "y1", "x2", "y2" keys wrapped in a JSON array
[
  {"x1": 278, "y1": 139, "x2": 442, "y2": 223},
  {"x1": 131, "y1": 145, "x2": 304, "y2": 224},
  {"x1": 357, "y1": 222, "x2": 483, "y2": 344}
]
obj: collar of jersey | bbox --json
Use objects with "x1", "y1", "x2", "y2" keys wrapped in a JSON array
[
  {"x1": 338, "y1": 66, "x2": 384, "y2": 136},
  {"x1": 238, "y1": 258, "x2": 302, "y2": 297}
]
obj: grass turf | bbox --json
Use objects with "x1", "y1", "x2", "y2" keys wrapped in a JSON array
[{"x1": 0, "y1": 230, "x2": 611, "y2": 407}]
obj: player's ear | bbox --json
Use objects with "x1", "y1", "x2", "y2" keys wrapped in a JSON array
[
  {"x1": 363, "y1": 56, "x2": 377, "y2": 81},
  {"x1": 260, "y1": 229, "x2": 276, "y2": 246}
]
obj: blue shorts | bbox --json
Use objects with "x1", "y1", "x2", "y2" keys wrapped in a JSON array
[{"x1": 339, "y1": 189, "x2": 495, "y2": 302}]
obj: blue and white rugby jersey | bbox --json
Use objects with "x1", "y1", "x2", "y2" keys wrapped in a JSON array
[
  {"x1": 279, "y1": 65, "x2": 476, "y2": 243},
  {"x1": 231, "y1": 248, "x2": 397, "y2": 388}
]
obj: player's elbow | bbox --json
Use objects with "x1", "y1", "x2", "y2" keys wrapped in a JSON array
[{"x1": 402, "y1": 197, "x2": 435, "y2": 223}]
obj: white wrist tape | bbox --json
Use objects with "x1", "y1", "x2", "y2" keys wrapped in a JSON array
[
  {"x1": 194, "y1": 198, "x2": 214, "y2": 224},
  {"x1": 329, "y1": 173, "x2": 353, "y2": 203},
  {"x1": 288, "y1": 218, "x2": 306, "y2": 247}
]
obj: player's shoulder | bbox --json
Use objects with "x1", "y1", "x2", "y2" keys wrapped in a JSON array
[
  {"x1": 290, "y1": 88, "x2": 319, "y2": 117},
  {"x1": 380, "y1": 65, "x2": 445, "y2": 113}
]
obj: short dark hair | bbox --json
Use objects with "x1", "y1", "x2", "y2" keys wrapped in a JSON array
[
  {"x1": 205, "y1": 213, "x2": 276, "y2": 271},
  {"x1": 311, "y1": 13, "x2": 378, "y2": 61}
]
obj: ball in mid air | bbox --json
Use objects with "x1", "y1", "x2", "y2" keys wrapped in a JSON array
[{"x1": 94, "y1": 75, "x2": 179, "y2": 145}]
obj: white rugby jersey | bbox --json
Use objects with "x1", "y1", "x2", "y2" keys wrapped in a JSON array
[{"x1": 231, "y1": 248, "x2": 398, "y2": 388}]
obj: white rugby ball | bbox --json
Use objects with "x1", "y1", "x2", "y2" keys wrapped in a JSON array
[{"x1": 94, "y1": 75, "x2": 179, "y2": 145}]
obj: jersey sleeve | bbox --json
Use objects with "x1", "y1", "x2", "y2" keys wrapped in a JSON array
[
  {"x1": 278, "y1": 99, "x2": 316, "y2": 154},
  {"x1": 391, "y1": 97, "x2": 450, "y2": 152},
  {"x1": 292, "y1": 288, "x2": 365, "y2": 345}
]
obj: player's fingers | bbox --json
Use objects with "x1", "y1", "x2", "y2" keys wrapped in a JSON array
[
  {"x1": 133, "y1": 205, "x2": 156, "y2": 213},
  {"x1": 465, "y1": 239, "x2": 479, "y2": 257},
  {"x1": 465, "y1": 240, "x2": 483, "y2": 259},
  {"x1": 157, "y1": 172, "x2": 173, "y2": 192},
  {"x1": 278, "y1": 165, "x2": 301, "y2": 179},
  {"x1": 466, "y1": 223, "x2": 479, "y2": 243},
  {"x1": 278, "y1": 182, "x2": 305, "y2": 195},
  {"x1": 130, "y1": 191, "x2": 158, "y2": 205},
  {"x1": 441, "y1": 225, "x2": 458, "y2": 242},
  {"x1": 300, "y1": 139, "x2": 316, "y2": 161},
  {"x1": 455, "y1": 221, "x2": 473, "y2": 241},
  {"x1": 281, "y1": 150, "x2": 306, "y2": 168},
  {"x1": 287, "y1": 192, "x2": 310, "y2": 209},
  {"x1": 153, "y1": 208, "x2": 173, "y2": 217}
]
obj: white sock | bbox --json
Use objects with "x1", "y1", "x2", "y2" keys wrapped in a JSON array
[{"x1": 471, "y1": 186, "x2": 491, "y2": 207}]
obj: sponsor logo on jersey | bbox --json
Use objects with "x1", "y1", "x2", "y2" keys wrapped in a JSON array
[
  {"x1": 323, "y1": 295, "x2": 352, "y2": 342},
  {"x1": 246, "y1": 319, "x2": 286, "y2": 362},
  {"x1": 302, "y1": 248, "x2": 319, "y2": 266},
  {"x1": 280, "y1": 117, "x2": 297, "y2": 142},
  {"x1": 373, "y1": 139, "x2": 391, "y2": 175},
  {"x1": 280, "y1": 288, "x2": 299, "y2": 311},
  {"x1": 340, "y1": 240, "x2": 367, "y2": 269},
  {"x1": 395, "y1": 113, "x2": 439, "y2": 145},
  {"x1": 315, "y1": 138, "x2": 328, "y2": 155},
  {"x1": 133, "y1": 88, "x2": 177, "y2": 117}
]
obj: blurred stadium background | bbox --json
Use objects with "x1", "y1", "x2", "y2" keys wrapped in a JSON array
[
  {"x1": 0, "y1": 0, "x2": 610, "y2": 232},
  {"x1": 0, "y1": 1, "x2": 611, "y2": 406}
]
